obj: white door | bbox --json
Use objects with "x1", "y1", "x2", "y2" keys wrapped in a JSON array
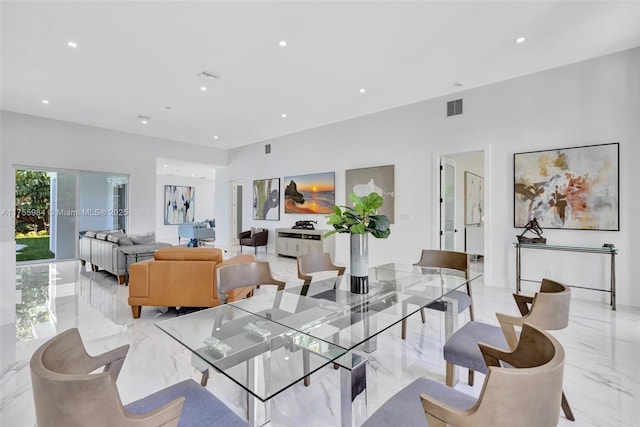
[{"x1": 440, "y1": 157, "x2": 457, "y2": 250}]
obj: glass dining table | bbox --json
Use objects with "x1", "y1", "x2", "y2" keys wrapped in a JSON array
[{"x1": 156, "y1": 263, "x2": 482, "y2": 427}]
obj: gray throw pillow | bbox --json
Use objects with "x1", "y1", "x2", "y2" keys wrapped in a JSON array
[
  {"x1": 130, "y1": 232, "x2": 155, "y2": 245},
  {"x1": 106, "y1": 231, "x2": 125, "y2": 243},
  {"x1": 117, "y1": 236, "x2": 134, "y2": 246}
]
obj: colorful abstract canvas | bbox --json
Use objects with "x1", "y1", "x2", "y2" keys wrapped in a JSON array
[
  {"x1": 164, "y1": 185, "x2": 195, "y2": 225},
  {"x1": 514, "y1": 143, "x2": 619, "y2": 230},
  {"x1": 253, "y1": 178, "x2": 280, "y2": 220},
  {"x1": 284, "y1": 172, "x2": 335, "y2": 214}
]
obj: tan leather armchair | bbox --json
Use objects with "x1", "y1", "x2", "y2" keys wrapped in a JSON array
[{"x1": 128, "y1": 247, "x2": 255, "y2": 318}]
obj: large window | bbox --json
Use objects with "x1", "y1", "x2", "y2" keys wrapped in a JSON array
[{"x1": 15, "y1": 167, "x2": 128, "y2": 262}]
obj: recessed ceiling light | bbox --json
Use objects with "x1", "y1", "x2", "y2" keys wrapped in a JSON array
[
  {"x1": 200, "y1": 86, "x2": 207, "y2": 92},
  {"x1": 454, "y1": 82, "x2": 463, "y2": 87},
  {"x1": 141, "y1": 120, "x2": 148, "y2": 125},
  {"x1": 41, "y1": 99, "x2": 50, "y2": 104},
  {"x1": 281, "y1": 113, "x2": 287, "y2": 118},
  {"x1": 278, "y1": 40, "x2": 287, "y2": 47},
  {"x1": 213, "y1": 135, "x2": 219, "y2": 140},
  {"x1": 515, "y1": 36, "x2": 526, "y2": 44},
  {"x1": 67, "y1": 41, "x2": 78, "y2": 48},
  {"x1": 163, "y1": 164, "x2": 168, "y2": 168},
  {"x1": 359, "y1": 88, "x2": 366, "y2": 93},
  {"x1": 191, "y1": 174, "x2": 195, "y2": 177}
]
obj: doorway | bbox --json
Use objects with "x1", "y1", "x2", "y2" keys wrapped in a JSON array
[{"x1": 436, "y1": 150, "x2": 485, "y2": 259}]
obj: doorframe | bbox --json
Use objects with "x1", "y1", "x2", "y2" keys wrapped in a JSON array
[{"x1": 230, "y1": 180, "x2": 243, "y2": 246}]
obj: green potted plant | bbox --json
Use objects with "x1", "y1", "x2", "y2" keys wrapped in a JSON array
[{"x1": 325, "y1": 192, "x2": 391, "y2": 293}]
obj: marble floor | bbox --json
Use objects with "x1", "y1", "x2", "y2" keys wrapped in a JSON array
[{"x1": 1, "y1": 249, "x2": 638, "y2": 426}]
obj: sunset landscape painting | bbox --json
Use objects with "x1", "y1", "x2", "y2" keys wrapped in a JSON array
[{"x1": 284, "y1": 171, "x2": 335, "y2": 214}]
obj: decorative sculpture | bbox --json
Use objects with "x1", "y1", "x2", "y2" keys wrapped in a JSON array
[{"x1": 517, "y1": 218, "x2": 547, "y2": 244}]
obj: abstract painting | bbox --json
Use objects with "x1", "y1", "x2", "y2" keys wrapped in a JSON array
[
  {"x1": 284, "y1": 172, "x2": 335, "y2": 214},
  {"x1": 346, "y1": 165, "x2": 395, "y2": 223},
  {"x1": 253, "y1": 178, "x2": 280, "y2": 220},
  {"x1": 465, "y1": 172, "x2": 483, "y2": 225},
  {"x1": 514, "y1": 142, "x2": 619, "y2": 230},
  {"x1": 164, "y1": 185, "x2": 195, "y2": 225}
]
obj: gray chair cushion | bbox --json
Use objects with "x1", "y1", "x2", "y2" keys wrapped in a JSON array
[
  {"x1": 125, "y1": 379, "x2": 247, "y2": 427},
  {"x1": 362, "y1": 377, "x2": 477, "y2": 427},
  {"x1": 443, "y1": 321, "x2": 514, "y2": 374},
  {"x1": 427, "y1": 290, "x2": 472, "y2": 313}
]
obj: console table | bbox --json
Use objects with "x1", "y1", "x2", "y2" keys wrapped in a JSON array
[
  {"x1": 514, "y1": 242, "x2": 618, "y2": 310},
  {"x1": 276, "y1": 228, "x2": 334, "y2": 258}
]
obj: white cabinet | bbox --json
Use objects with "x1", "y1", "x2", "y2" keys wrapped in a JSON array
[{"x1": 276, "y1": 228, "x2": 334, "y2": 258}]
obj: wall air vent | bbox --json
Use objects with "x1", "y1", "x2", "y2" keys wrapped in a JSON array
[
  {"x1": 446, "y1": 99, "x2": 463, "y2": 117},
  {"x1": 265, "y1": 144, "x2": 271, "y2": 154},
  {"x1": 198, "y1": 70, "x2": 221, "y2": 80}
]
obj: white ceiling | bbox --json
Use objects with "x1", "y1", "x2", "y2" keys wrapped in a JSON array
[{"x1": 2, "y1": 1, "x2": 639, "y2": 150}]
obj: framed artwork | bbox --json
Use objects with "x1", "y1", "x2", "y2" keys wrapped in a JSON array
[
  {"x1": 284, "y1": 172, "x2": 335, "y2": 214},
  {"x1": 465, "y1": 172, "x2": 483, "y2": 225},
  {"x1": 164, "y1": 185, "x2": 195, "y2": 225},
  {"x1": 253, "y1": 178, "x2": 280, "y2": 220},
  {"x1": 345, "y1": 165, "x2": 395, "y2": 223},
  {"x1": 514, "y1": 142, "x2": 619, "y2": 230}
]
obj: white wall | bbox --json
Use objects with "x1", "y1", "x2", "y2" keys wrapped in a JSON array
[
  {"x1": 155, "y1": 174, "x2": 216, "y2": 244},
  {"x1": 217, "y1": 48, "x2": 639, "y2": 308}
]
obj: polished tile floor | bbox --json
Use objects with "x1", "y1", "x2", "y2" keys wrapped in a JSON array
[{"x1": 1, "y1": 249, "x2": 638, "y2": 426}]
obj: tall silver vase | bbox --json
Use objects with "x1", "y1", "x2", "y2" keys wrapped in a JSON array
[{"x1": 350, "y1": 233, "x2": 369, "y2": 294}]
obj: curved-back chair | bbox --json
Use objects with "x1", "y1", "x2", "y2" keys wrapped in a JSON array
[
  {"x1": 296, "y1": 252, "x2": 346, "y2": 385},
  {"x1": 402, "y1": 249, "x2": 473, "y2": 340},
  {"x1": 195, "y1": 261, "x2": 286, "y2": 386},
  {"x1": 443, "y1": 278, "x2": 574, "y2": 421},
  {"x1": 31, "y1": 328, "x2": 247, "y2": 427},
  {"x1": 363, "y1": 322, "x2": 565, "y2": 427},
  {"x1": 217, "y1": 260, "x2": 286, "y2": 303},
  {"x1": 297, "y1": 252, "x2": 345, "y2": 285}
]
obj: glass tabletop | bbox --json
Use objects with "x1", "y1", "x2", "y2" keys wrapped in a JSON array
[
  {"x1": 156, "y1": 304, "x2": 346, "y2": 402},
  {"x1": 229, "y1": 263, "x2": 482, "y2": 355}
]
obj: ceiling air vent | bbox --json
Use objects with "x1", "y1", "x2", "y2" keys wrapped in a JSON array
[
  {"x1": 446, "y1": 99, "x2": 463, "y2": 117},
  {"x1": 198, "y1": 70, "x2": 221, "y2": 80}
]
